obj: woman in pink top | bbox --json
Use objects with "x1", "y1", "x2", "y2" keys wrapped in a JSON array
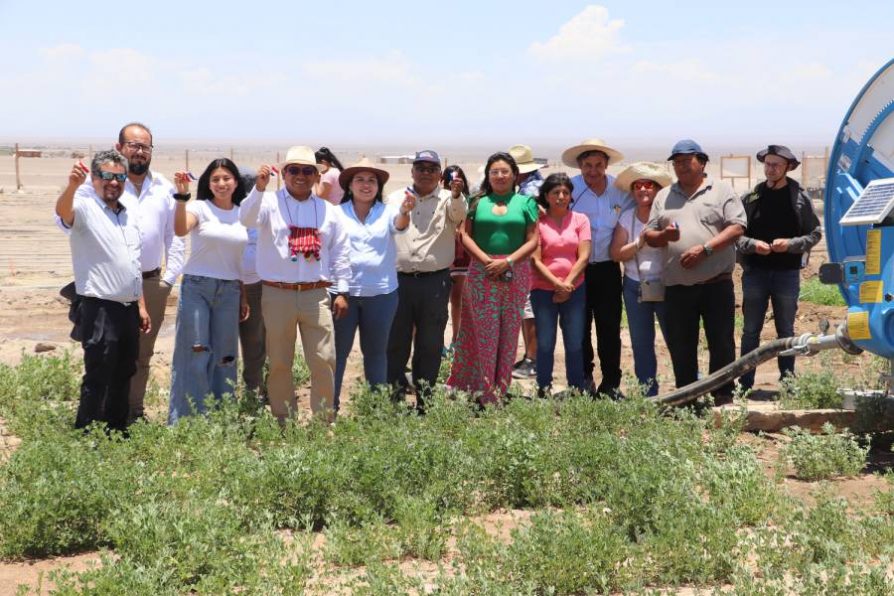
[
  {"x1": 314, "y1": 147, "x2": 346, "y2": 204},
  {"x1": 530, "y1": 173, "x2": 591, "y2": 397}
]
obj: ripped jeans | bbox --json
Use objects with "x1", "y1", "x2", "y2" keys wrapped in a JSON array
[{"x1": 168, "y1": 274, "x2": 241, "y2": 424}]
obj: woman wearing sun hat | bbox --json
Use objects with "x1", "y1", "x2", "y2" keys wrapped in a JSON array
[
  {"x1": 332, "y1": 158, "x2": 415, "y2": 409},
  {"x1": 609, "y1": 162, "x2": 672, "y2": 397}
]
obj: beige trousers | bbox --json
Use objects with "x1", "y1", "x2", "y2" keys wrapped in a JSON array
[
  {"x1": 261, "y1": 285, "x2": 335, "y2": 421},
  {"x1": 128, "y1": 275, "x2": 171, "y2": 422}
]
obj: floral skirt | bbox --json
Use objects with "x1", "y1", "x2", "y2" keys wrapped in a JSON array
[{"x1": 447, "y1": 257, "x2": 530, "y2": 403}]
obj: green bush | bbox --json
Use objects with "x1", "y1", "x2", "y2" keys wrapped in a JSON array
[
  {"x1": 778, "y1": 370, "x2": 844, "y2": 410},
  {"x1": 800, "y1": 277, "x2": 847, "y2": 306},
  {"x1": 781, "y1": 424, "x2": 868, "y2": 480}
]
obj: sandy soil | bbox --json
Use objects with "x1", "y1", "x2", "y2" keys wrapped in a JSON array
[{"x1": 0, "y1": 149, "x2": 882, "y2": 593}]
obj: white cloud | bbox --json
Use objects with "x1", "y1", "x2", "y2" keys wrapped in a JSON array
[
  {"x1": 528, "y1": 5, "x2": 629, "y2": 62},
  {"x1": 302, "y1": 51, "x2": 418, "y2": 87},
  {"x1": 39, "y1": 43, "x2": 85, "y2": 64}
]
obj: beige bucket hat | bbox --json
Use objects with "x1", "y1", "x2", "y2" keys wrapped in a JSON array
[
  {"x1": 508, "y1": 144, "x2": 545, "y2": 174},
  {"x1": 338, "y1": 157, "x2": 390, "y2": 191},
  {"x1": 280, "y1": 146, "x2": 324, "y2": 172},
  {"x1": 614, "y1": 161, "x2": 673, "y2": 192},
  {"x1": 561, "y1": 138, "x2": 624, "y2": 168}
]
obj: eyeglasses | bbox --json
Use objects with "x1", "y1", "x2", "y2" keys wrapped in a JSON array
[
  {"x1": 123, "y1": 141, "x2": 153, "y2": 154},
  {"x1": 284, "y1": 165, "x2": 317, "y2": 176},
  {"x1": 633, "y1": 180, "x2": 657, "y2": 190},
  {"x1": 98, "y1": 171, "x2": 127, "y2": 182},
  {"x1": 414, "y1": 165, "x2": 440, "y2": 174}
]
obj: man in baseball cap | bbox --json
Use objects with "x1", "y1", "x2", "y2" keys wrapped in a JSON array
[{"x1": 736, "y1": 145, "x2": 820, "y2": 393}]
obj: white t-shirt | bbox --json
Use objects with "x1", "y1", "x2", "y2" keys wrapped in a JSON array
[
  {"x1": 618, "y1": 208, "x2": 665, "y2": 282},
  {"x1": 183, "y1": 201, "x2": 248, "y2": 280}
]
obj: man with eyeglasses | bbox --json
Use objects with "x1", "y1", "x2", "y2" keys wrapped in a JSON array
[
  {"x1": 56, "y1": 150, "x2": 151, "y2": 431},
  {"x1": 562, "y1": 138, "x2": 632, "y2": 399},
  {"x1": 240, "y1": 146, "x2": 350, "y2": 423},
  {"x1": 736, "y1": 145, "x2": 821, "y2": 393},
  {"x1": 385, "y1": 150, "x2": 467, "y2": 411},
  {"x1": 644, "y1": 140, "x2": 746, "y2": 404}
]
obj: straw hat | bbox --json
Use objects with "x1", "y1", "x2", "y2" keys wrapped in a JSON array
[
  {"x1": 614, "y1": 162, "x2": 673, "y2": 192},
  {"x1": 508, "y1": 144, "x2": 545, "y2": 174},
  {"x1": 338, "y1": 157, "x2": 390, "y2": 191},
  {"x1": 280, "y1": 146, "x2": 324, "y2": 172},
  {"x1": 561, "y1": 138, "x2": 624, "y2": 168}
]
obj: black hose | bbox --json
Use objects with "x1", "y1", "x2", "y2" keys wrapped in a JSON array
[{"x1": 649, "y1": 337, "x2": 797, "y2": 407}]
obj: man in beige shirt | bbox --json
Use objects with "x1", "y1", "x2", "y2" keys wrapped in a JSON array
[{"x1": 385, "y1": 150, "x2": 467, "y2": 410}]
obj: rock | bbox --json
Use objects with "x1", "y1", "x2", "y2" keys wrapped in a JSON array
[{"x1": 34, "y1": 342, "x2": 56, "y2": 353}]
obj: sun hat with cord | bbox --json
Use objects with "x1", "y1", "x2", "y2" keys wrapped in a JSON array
[
  {"x1": 756, "y1": 144, "x2": 801, "y2": 170},
  {"x1": 508, "y1": 144, "x2": 545, "y2": 175},
  {"x1": 614, "y1": 161, "x2": 674, "y2": 192},
  {"x1": 279, "y1": 145, "x2": 324, "y2": 172},
  {"x1": 561, "y1": 138, "x2": 624, "y2": 168},
  {"x1": 338, "y1": 157, "x2": 391, "y2": 191}
]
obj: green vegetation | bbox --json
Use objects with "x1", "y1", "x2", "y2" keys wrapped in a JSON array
[
  {"x1": 778, "y1": 370, "x2": 845, "y2": 410},
  {"x1": 800, "y1": 276, "x2": 847, "y2": 306},
  {"x1": 781, "y1": 424, "x2": 869, "y2": 480},
  {"x1": 1, "y1": 352, "x2": 893, "y2": 593}
]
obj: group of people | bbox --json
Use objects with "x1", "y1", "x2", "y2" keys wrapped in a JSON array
[{"x1": 58, "y1": 121, "x2": 821, "y2": 432}]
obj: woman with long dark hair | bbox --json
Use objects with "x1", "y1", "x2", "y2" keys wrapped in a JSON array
[
  {"x1": 442, "y1": 165, "x2": 471, "y2": 349},
  {"x1": 168, "y1": 158, "x2": 249, "y2": 423},
  {"x1": 333, "y1": 158, "x2": 414, "y2": 409},
  {"x1": 315, "y1": 147, "x2": 347, "y2": 205},
  {"x1": 447, "y1": 152, "x2": 538, "y2": 404}
]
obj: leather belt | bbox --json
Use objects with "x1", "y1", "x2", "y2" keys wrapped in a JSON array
[
  {"x1": 398, "y1": 268, "x2": 449, "y2": 278},
  {"x1": 262, "y1": 280, "x2": 332, "y2": 291},
  {"x1": 142, "y1": 267, "x2": 161, "y2": 279}
]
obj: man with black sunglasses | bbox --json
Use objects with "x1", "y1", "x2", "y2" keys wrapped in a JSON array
[
  {"x1": 55, "y1": 150, "x2": 151, "y2": 432},
  {"x1": 385, "y1": 150, "x2": 467, "y2": 411}
]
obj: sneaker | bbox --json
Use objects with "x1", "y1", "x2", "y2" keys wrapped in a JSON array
[{"x1": 512, "y1": 357, "x2": 537, "y2": 379}]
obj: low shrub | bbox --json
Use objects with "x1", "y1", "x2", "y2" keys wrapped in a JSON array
[{"x1": 781, "y1": 424, "x2": 868, "y2": 480}]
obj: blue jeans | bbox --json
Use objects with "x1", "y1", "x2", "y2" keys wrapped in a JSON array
[
  {"x1": 334, "y1": 290, "x2": 399, "y2": 409},
  {"x1": 739, "y1": 267, "x2": 800, "y2": 389},
  {"x1": 530, "y1": 285, "x2": 587, "y2": 391},
  {"x1": 168, "y1": 275, "x2": 241, "y2": 424},
  {"x1": 622, "y1": 276, "x2": 669, "y2": 397}
]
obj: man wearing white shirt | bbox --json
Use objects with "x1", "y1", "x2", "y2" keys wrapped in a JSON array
[
  {"x1": 563, "y1": 138, "x2": 632, "y2": 398},
  {"x1": 65, "y1": 123, "x2": 185, "y2": 422},
  {"x1": 240, "y1": 146, "x2": 351, "y2": 422},
  {"x1": 55, "y1": 150, "x2": 150, "y2": 431}
]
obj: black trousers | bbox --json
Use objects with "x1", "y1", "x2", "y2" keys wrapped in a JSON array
[
  {"x1": 664, "y1": 279, "x2": 736, "y2": 395},
  {"x1": 387, "y1": 270, "x2": 452, "y2": 406},
  {"x1": 75, "y1": 297, "x2": 140, "y2": 432},
  {"x1": 583, "y1": 261, "x2": 623, "y2": 392}
]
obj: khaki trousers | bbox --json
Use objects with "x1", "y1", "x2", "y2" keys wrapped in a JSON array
[
  {"x1": 128, "y1": 276, "x2": 171, "y2": 422},
  {"x1": 261, "y1": 285, "x2": 335, "y2": 421}
]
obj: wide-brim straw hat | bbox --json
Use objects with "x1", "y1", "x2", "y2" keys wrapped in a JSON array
[
  {"x1": 280, "y1": 145, "x2": 324, "y2": 173},
  {"x1": 508, "y1": 144, "x2": 545, "y2": 174},
  {"x1": 338, "y1": 157, "x2": 390, "y2": 191},
  {"x1": 614, "y1": 161, "x2": 673, "y2": 192},
  {"x1": 561, "y1": 138, "x2": 624, "y2": 168}
]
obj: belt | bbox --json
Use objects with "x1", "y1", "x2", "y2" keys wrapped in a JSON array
[
  {"x1": 262, "y1": 280, "x2": 332, "y2": 291},
  {"x1": 700, "y1": 272, "x2": 733, "y2": 285},
  {"x1": 398, "y1": 268, "x2": 448, "y2": 278},
  {"x1": 142, "y1": 267, "x2": 161, "y2": 279}
]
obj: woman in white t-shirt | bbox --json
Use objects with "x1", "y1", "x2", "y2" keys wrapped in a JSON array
[
  {"x1": 314, "y1": 147, "x2": 346, "y2": 205},
  {"x1": 168, "y1": 158, "x2": 249, "y2": 423},
  {"x1": 609, "y1": 162, "x2": 672, "y2": 397}
]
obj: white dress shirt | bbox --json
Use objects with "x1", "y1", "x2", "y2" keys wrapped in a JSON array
[
  {"x1": 239, "y1": 187, "x2": 351, "y2": 293},
  {"x1": 570, "y1": 174, "x2": 633, "y2": 263}
]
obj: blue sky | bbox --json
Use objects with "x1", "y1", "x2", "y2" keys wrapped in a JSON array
[{"x1": 0, "y1": 0, "x2": 891, "y2": 149}]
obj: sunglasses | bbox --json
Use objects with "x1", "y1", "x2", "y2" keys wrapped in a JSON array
[
  {"x1": 284, "y1": 165, "x2": 318, "y2": 177},
  {"x1": 98, "y1": 171, "x2": 127, "y2": 182},
  {"x1": 632, "y1": 180, "x2": 657, "y2": 191},
  {"x1": 414, "y1": 165, "x2": 440, "y2": 174}
]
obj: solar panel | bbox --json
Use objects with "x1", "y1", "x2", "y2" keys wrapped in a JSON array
[{"x1": 840, "y1": 177, "x2": 894, "y2": 226}]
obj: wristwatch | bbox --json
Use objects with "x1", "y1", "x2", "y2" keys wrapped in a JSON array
[{"x1": 702, "y1": 243, "x2": 714, "y2": 257}]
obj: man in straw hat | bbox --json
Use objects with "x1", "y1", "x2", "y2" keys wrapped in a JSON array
[
  {"x1": 562, "y1": 138, "x2": 632, "y2": 398},
  {"x1": 509, "y1": 144, "x2": 546, "y2": 380},
  {"x1": 385, "y1": 149, "x2": 467, "y2": 411},
  {"x1": 240, "y1": 146, "x2": 351, "y2": 422},
  {"x1": 644, "y1": 139, "x2": 746, "y2": 404},
  {"x1": 737, "y1": 145, "x2": 821, "y2": 393}
]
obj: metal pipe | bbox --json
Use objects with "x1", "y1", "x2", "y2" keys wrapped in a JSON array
[{"x1": 650, "y1": 325, "x2": 861, "y2": 407}]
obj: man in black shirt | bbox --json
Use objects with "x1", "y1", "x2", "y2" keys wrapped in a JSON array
[{"x1": 737, "y1": 145, "x2": 821, "y2": 391}]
